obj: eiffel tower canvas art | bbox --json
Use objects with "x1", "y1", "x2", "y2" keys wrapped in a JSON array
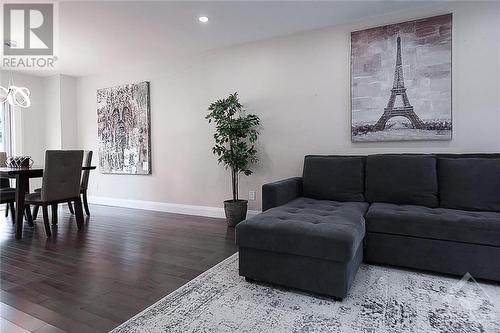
[{"x1": 351, "y1": 14, "x2": 452, "y2": 142}]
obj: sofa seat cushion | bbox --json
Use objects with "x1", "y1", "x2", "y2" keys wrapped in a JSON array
[
  {"x1": 366, "y1": 203, "x2": 500, "y2": 246},
  {"x1": 236, "y1": 197, "x2": 369, "y2": 263}
]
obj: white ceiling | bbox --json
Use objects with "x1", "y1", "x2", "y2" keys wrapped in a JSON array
[{"x1": 20, "y1": 1, "x2": 438, "y2": 77}]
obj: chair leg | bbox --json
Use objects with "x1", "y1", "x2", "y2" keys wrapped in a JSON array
[
  {"x1": 5, "y1": 204, "x2": 9, "y2": 217},
  {"x1": 9, "y1": 202, "x2": 15, "y2": 223},
  {"x1": 67, "y1": 201, "x2": 74, "y2": 214},
  {"x1": 42, "y1": 205, "x2": 51, "y2": 237},
  {"x1": 73, "y1": 198, "x2": 84, "y2": 229},
  {"x1": 24, "y1": 205, "x2": 34, "y2": 228},
  {"x1": 32, "y1": 205, "x2": 39, "y2": 221},
  {"x1": 51, "y1": 204, "x2": 58, "y2": 226},
  {"x1": 82, "y1": 191, "x2": 90, "y2": 216}
]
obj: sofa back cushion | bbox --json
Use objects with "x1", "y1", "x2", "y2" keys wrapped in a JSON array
[
  {"x1": 302, "y1": 156, "x2": 365, "y2": 202},
  {"x1": 438, "y1": 158, "x2": 500, "y2": 212},
  {"x1": 365, "y1": 155, "x2": 439, "y2": 207}
]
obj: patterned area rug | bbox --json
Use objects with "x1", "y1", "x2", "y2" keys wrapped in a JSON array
[{"x1": 111, "y1": 253, "x2": 500, "y2": 333}]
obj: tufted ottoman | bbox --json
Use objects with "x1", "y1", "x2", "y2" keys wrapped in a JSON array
[{"x1": 235, "y1": 197, "x2": 369, "y2": 299}]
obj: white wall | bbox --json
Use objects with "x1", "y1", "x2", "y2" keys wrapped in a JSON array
[
  {"x1": 43, "y1": 75, "x2": 62, "y2": 149},
  {"x1": 42, "y1": 74, "x2": 79, "y2": 149},
  {"x1": 60, "y1": 75, "x2": 78, "y2": 149},
  {"x1": 76, "y1": 1, "x2": 500, "y2": 211}
]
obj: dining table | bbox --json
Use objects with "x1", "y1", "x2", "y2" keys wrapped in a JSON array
[{"x1": 0, "y1": 165, "x2": 96, "y2": 239}]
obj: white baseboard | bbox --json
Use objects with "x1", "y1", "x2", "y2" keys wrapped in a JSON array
[{"x1": 88, "y1": 196, "x2": 261, "y2": 219}]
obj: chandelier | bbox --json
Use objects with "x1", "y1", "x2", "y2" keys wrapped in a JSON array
[{"x1": 0, "y1": 73, "x2": 31, "y2": 108}]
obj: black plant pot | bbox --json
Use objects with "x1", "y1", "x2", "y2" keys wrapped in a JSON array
[{"x1": 224, "y1": 199, "x2": 248, "y2": 227}]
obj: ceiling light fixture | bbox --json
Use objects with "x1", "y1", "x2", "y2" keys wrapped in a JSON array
[
  {"x1": 0, "y1": 70, "x2": 31, "y2": 108},
  {"x1": 198, "y1": 16, "x2": 209, "y2": 23}
]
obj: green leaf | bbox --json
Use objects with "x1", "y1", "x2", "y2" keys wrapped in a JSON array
[{"x1": 204, "y1": 92, "x2": 261, "y2": 199}]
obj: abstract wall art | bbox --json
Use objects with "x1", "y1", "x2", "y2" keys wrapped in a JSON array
[
  {"x1": 97, "y1": 81, "x2": 151, "y2": 174},
  {"x1": 351, "y1": 14, "x2": 452, "y2": 142}
]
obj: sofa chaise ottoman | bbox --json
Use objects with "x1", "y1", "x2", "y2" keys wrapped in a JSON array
[{"x1": 236, "y1": 156, "x2": 368, "y2": 299}]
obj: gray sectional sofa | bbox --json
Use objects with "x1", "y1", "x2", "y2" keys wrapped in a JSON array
[{"x1": 235, "y1": 154, "x2": 500, "y2": 299}]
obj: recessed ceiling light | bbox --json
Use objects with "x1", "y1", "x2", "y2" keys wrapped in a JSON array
[{"x1": 198, "y1": 16, "x2": 209, "y2": 23}]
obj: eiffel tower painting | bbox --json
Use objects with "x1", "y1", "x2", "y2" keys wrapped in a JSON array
[
  {"x1": 350, "y1": 14, "x2": 452, "y2": 142},
  {"x1": 372, "y1": 35, "x2": 425, "y2": 131}
]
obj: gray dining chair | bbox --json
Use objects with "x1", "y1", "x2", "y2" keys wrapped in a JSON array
[
  {"x1": 34, "y1": 150, "x2": 93, "y2": 218},
  {"x1": 0, "y1": 183, "x2": 16, "y2": 222},
  {"x1": 1, "y1": 151, "x2": 15, "y2": 218},
  {"x1": 0, "y1": 188, "x2": 16, "y2": 222},
  {"x1": 1, "y1": 151, "x2": 34, "y2": 225},
  {"x1": 25, "y1": 150, "x2": 84, "y2": 237},
  {"x1": 67, "y1": 150, "x2": 93, "y2": 215}
]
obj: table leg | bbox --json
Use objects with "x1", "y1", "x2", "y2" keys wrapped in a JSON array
[
  {"x1": 51, "y1": 204, "x2": 58, "y2": 226},
  {"x1": 15, "y1": 174, "x2": 28, "y2": 239},
  {"x1": 24, "y1": 181, "x2": 31, "y2": 225}
]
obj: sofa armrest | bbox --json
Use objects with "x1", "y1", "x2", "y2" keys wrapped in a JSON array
[{"x1": 262, "y1": 177, "x2": 302, "y2": 211}]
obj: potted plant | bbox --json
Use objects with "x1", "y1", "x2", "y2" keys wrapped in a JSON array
[{"x1": 206, "y1": 92, "x2": 260, "y2": 227}]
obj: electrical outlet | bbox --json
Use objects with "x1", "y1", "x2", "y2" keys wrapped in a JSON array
[{"x1": 249, "y1": 191, "x2": 256, "y2": 201}]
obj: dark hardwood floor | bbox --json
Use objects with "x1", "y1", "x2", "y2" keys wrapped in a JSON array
[{"x1": 0, "y1": 204, "x2": 237, "y2": 332}]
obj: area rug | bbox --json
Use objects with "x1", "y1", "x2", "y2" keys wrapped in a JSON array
[{"x1": 111, "y1": 253, "x2": 500, "y2": 333}]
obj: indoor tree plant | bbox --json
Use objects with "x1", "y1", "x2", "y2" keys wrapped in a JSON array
[{"x1": 206, "y1": 92, "x2": 260, "y2": 226}]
